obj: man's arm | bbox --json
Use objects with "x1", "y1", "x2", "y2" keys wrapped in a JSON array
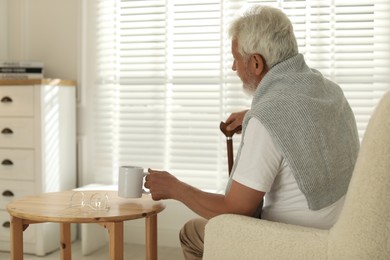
[{"x1": 145, "y1": 169, "x2": 264, "y2": 220}]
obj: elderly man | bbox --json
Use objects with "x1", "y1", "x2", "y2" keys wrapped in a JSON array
[{"x1": 144, "y1": 5, "x2": 359, "y2": 260}]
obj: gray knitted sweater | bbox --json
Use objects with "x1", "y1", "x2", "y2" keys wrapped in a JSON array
[{"x1": 228, "y1": 54, "x2": 359, "y2": 210}]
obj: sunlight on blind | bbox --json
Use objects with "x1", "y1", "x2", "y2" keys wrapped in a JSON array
[
  {"x1": 88, "y1": 0, "x2": 390, "y2": 190},
  {"x1": 168, "y1": 1, "x2": 225, "y2": 190}
]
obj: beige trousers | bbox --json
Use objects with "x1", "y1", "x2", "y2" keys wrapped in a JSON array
[{"x1": 179, "y1": 218, "x2": 208, "y2": 260}]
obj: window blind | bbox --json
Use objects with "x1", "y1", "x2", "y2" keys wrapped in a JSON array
[{"x1": 84, "y1": 0, "x2": 390, "y2": 191}]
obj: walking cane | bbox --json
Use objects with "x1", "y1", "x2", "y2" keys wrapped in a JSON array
[{"x1": 219, "y1": 121, "x2": 242, "y2": 176}]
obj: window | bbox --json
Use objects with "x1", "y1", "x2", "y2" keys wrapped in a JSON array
[{"x1": 81, "y1": 0, "x2": 390, "y2": 191}]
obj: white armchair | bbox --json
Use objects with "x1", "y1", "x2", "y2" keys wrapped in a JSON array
[{"x1": 204, "y1": 91, "x2": 390, "y2": 260}]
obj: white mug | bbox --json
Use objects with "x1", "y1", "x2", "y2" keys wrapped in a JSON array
[{"x1": 118, "y1": 166, "x2": 147, "y2": 198}]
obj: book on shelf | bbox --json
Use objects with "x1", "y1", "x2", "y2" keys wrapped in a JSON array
[
  {"x1": 0, "y1": 61, "x2": 44, "y2": 68},
  {"x1": 1, "y1": 73, "x2": 43, "y2": 80},
  {"x1": 0, "y1": 67, "x2": 43, "y2": 74},
  {"x1": 0, "y1": 61, "x2": 44, "y2": 80}
]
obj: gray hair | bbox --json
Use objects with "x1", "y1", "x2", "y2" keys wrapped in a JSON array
[{"x1": 229, "y1": 5, "x2": 298, "y2": 68}]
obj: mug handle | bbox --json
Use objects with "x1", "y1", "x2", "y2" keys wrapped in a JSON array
[{"x1": 142, "y1": 172, "x2": 151, "y2": 195}]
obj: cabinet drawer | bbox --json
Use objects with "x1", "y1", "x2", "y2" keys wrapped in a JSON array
[
  {"x1": 0, "y1": 118, "x2": 34, "y2": 148},
  {"x1": 0, "y1": 210, "x2": 11, "y2": 242},
  {"x1": 0, "y1": 180, "x2": 35, "y2": 210},
  {"x1": 0, "y1": 210, "x2": 36, "y2": 243},
  {"x1": 0, "y1": 86, "x2": 34, "y2": 117},
  {"x1": 0, "y1": 149, "x2": 34, "y2": 181}
]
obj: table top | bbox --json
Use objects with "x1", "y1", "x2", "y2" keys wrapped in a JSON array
[{"x1": 7, "y1": 190, "x2": 165, "y2": 223}]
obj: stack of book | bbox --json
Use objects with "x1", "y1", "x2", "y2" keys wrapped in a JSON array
[{"x1": 0, "y1": 61, "x2": 44, "y2": 80}]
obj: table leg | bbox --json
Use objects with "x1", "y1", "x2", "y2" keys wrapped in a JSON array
[
  {"x1": 60, "y1": 223, "x2": 72, "y2": 260},
  {"x1": 10, "y1": 216, "x2": 24, "y2": 260},
  {"x1": 145, "y1": 214, "x2": 158, "y2": 260},
  {"x1": 105, "y1": 222, "x2": 124, "y2": 260}
]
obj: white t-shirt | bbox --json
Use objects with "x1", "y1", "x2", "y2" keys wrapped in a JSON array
[{"x1": 232, "y1": 118, "x2": 345, "y2": 229}]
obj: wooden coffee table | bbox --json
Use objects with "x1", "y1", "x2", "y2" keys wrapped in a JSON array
[{"x1": 6, "y1": 190, "x2": 165, "y2": 260}]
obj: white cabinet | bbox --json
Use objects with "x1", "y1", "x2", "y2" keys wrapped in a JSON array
[{"x1": 0, "y1": 79, "x2": 76, "y2": 256}]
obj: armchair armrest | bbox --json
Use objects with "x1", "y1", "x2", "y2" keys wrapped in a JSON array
[{"x1": 203, "y1": 214, "x2": 329, "y2": 260}]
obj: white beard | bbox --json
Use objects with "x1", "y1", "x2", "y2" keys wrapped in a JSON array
[
  {"x1": 242, "y1": 77, "x2": 258, "y2": 96},
  {"x1": 237, "y1": 61, "x2": 259, "y2": 96},
  {"x1": 242, "y1": 69, "x2": 258, "y2": 96}
]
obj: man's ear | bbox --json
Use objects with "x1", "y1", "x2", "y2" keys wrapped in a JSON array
[{"x1": 251, "y1": 54, "x2": 265, "y2": 75}]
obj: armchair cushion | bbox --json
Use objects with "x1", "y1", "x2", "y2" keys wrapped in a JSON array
[{"x1": 204, "y1": 214, "x2": 328, "y2": 260}]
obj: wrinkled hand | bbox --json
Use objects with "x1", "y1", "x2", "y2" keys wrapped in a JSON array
[
  {"x1": 144, "y1": 168, "x2": 179, "y2": 201},
  {"x1": 225, "y1": 109, "x2": 248, "y2": 133}
]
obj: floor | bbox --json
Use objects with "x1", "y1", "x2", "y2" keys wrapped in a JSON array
[{"x1": 0, "y1": 240, "x2": 185, "y2": 260}]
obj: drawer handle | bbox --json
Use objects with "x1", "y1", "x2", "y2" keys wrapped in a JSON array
[
  {"x1": 2, "y1": 190, "x2": 14, "y2": 197},
  {"x1": 1, "y1": 128, "x2": 13, "y2": 134},
  {"x1": 2, "y1": 221, "x2": 10, "y2": 228},
  {"x1": 1, "y1": 159, "x2": 13, "y2": 165},
  {"x1": 1, "y1": 96, "x2": 13, "y2": 103}
]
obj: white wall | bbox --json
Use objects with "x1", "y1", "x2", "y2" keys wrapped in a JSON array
[
  {"x1": 7, "y1": 0, "x2": 79, "y2": 81},
  {"x1": 0, "y1": 0, "x2": 7, "y2": 59},
  {"x1": 125, "y1": 199, "x2": 198, "y2": 248}
]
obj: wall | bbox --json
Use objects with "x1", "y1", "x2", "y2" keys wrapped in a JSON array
[
  {"x1": 7, "y1": 0, "x2": 79, "y2": 81},
  {"x1": 0, "y1": 0, "x2": 7, "y2": 59}
]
